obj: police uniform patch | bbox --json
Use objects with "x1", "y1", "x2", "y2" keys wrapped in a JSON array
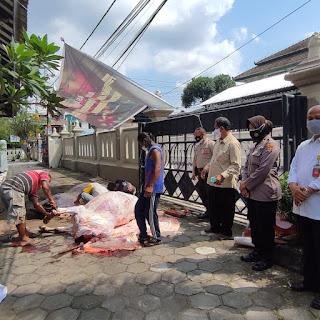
[{"x1": 266, "y1": 143, "x2": 274, "y2": 151}]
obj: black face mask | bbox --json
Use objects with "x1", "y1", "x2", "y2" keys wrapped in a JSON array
[
  {"x1": 249, "y1": 124, "x2": 266, "y2": 142},
  {"x1": 195, "y1": 135, "x2": 202, "y2": 143}
]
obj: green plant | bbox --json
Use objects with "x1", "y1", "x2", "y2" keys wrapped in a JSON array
[
  {"x1": 15, "y1": 152, "x2": 21, "y2": 159},
  {"x1": 278, "y1": 172, "x2": 298, "y2": 224}
]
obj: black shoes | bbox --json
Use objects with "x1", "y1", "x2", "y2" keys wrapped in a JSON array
[
  {"x1": 311, "y1": 296, "x2": 320, "y2": 310},
  {"x1": 240, "y1": 251, "x2": 261, "y2": 263},
  {"x1": 198, "y1": 212, "x2": 209, "y2": 219},
  {"x1": 252, "y1": 261, "x2": 273, "y2": 271},
  {"x1": 289, "y1": 281, "x2": 316, "y2": 292}
]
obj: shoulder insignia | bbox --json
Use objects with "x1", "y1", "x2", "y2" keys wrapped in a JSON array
[{"x1": 266, "y1": 143, "x2": 274, "y2": 151}]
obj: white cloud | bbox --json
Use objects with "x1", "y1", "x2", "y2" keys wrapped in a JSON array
[
  {"x1": 232, "y1": 27, "x2": 248, "y2": 42},
  {"x1": 251, "y1": 33, "x2": 261, "y2": 42}
]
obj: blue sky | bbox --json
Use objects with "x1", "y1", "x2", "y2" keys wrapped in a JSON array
[{"x1": 27, "y1": 0, "x2": 319, "y2": 107}]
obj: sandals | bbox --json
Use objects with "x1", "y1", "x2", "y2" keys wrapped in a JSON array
[{"x1": 143, "y1": 237, "x2": 163, "y2": 247}]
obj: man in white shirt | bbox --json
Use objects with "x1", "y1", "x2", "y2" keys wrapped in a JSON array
[{"x1": 288, "y1": 104, "x2": 320, "y2": 310}]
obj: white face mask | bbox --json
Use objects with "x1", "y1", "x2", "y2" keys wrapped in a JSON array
[
  {"x1": 141, "y1": 146, "x2": 148, "y2": 152},
  {"x1": 214, "y1": 128, "x2": 221, "y2": 139},
  {"x1": 307, "y1": 119, "x2": 320, "y2": 135}
]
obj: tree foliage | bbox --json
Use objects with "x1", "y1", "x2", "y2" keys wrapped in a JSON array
[
  {"x1": 0, "y1": 29, "x2": 66, "y2": 116},
  {"x1": 0, "y1": 117, "x2": 11, "y2": 142},
  {"x1": 10, "y1": 112, "x2": 45, "y2": 143},
  {"x1": 181, "y1": 74, "x2": 235, "y2": 107}
]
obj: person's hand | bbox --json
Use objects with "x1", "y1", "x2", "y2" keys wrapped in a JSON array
[
  {"x1": 239, "y1": 181, "x2": 246, "y2": 192},
  {"x1": 241, "y1": 188, "x2": 249, "y2": 198},
  {"x1": 214, "y1": 175, "x2": 224, "y2": 185},
  {"x1": 51, "y1": 210, "x2": 60, "y2": 216},
  {"x1": 144, "y1": 185, "x2": 154, "y2": 197},
  {"x1": 290, "y1": 184, "x2": 308, "y2": 206},
  {"x1": 201, "y1": 169, "x2": 208, "y2": 180},
  {"x1": 49, "y1": 199, "x2": 57, "y2": 209},
  {"x1": 192, "y1": 173, "x2": 196, "y2": 181}
]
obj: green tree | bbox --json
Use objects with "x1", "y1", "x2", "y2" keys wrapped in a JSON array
[
  {"x1": 10, "y1": 112, "x2": 45, "y2": 158},
  {"x1": 0, "y1": 117, "x2": 11, "y2": 142},
  {"x1": 181, "y1": 74, "x2": 235, "y2": 107},
  {"x1": 181, "y1": 77, "x2": 215, "y2": 107},
  {"x1": 213, "y1": 74, "x2": 235, "y2": 94},
  {"x1": 0, "y1": 29, "x2": 65, "y2": 116}
]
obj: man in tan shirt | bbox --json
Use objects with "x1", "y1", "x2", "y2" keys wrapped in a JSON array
[
  {"x1": 192, "y1": 127, "x2": 215, "y2": 219},
  {"x1": 201, "y1": 117, "x2": 241, "y2": 239}
]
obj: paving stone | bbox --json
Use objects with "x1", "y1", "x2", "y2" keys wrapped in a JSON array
[
  {"x1": 41, "y1": 293, "x2": 73, "y2": 311},
  {"x1": 213, "y1": 272, "x2": 240, "y2": 282},
  {"x1": 251, "y1": 290, "x2": 284, "y2": 309},
  {"x1": 121, "y1": 283, "x2": 146, "y2": 297},
  {"x1": 0, "y1": 295, "x2": 17, "y2": 310},
  {"x1": 35, "y1": 264, "x2": 58, "y2": 276},
  {"x1": 178, "y1": 309, "x2": 209, "y2": 320},
  {"x1": 175, "y1": 261, "x2": 197, "y2": 273},
  {"x1": 187, "y1": 270, "x2": 214, "y2": 282},
  {"x1": 102, "y1": 295, "x2": 130, "y2": 312},
  {"x1": 131, "y1": 294, "x2": 161, "y2": 312},
  {"x1": 191, "y1": 292, "x2": 221, "y2": 309},
  {"x1": 127, "y1": 262, "x2": 150, "y2": 274},
  {"x1": 60, "y1": 272, "x2": 87, "y2": 285},
  {"x1": 14, "y1": 307, "x2": 48, "y2": 320},
  {"x1": 112, "y1": 307, "x2": 145, "y2": 320},
  {"x1": 79, "y1": 263, "x2": 104, "y2": 275},
  {"x1": 162, "y1": 270, "x2": 188, "y2": 284},
  {"x1": 36, "y1": 274, "x2": 64, "y2": 286},
  {"x1": 185, "y1": 254, "x2": 208, "y2": 262},
  {"x1": 150, "y1": 262, "x2": 172, "y2": 273},
  {"x1": 196, "y1": 247, "x2": 217, "y2": 255},
  {"x1": 204, "y1": 280, "x2": 231, "y2": 295},
  {"x1": 1, "y1": 308, "x2": 16, "y2": 320},
  {"x1": 174, "y1": 235, "x2": 191, "y2": 243},
  {"x1": 133, "y1": 247, "x2": 154, "y2": 257},
  {"x1": 11, "y1": 265, "x2": 37, "y2": 275},
  {"x1": 46, "y1": 307, "x2": 80, "y2": 320},
  {"x1": 111, "y1": 272, "x2": 136, "y2": 286},
  {"x1": 12, "y1": 294, "x2": 45, "y2": 312},
  {"x1": 92, "y1": 272, "x2": 112, "y2": 285},
  {"x1": 164, "y1": 254, "x2": 184, "y2": 263},
  {"x1": 78, "y1": 308, "x2": 111, "y2": 320},
  {"x1": 169, "y1": 241, "x2": 184, "y2": 248},
  {"x1": 38, "y1": 282, "x2": 67, "y2": 296},
  {"x1": 66, "y1": 282, "x2": 94, "y2": 296},
  {"x1": 104, "y1": 263, "x2": 127, "y2": 274},
  {"x1": 11, "y1": 273, "x2": 40, "y2": 286},
  {"x1": 174, "y1": 247, "x2": 196, "y2": 256},
  {"x1": 222, "y1": 292, "x2": 252, "y2": 309},
  {"x1": 277, "y1": 306, "x2": 315, "y2": 320},
  {"x1": 148, "y1": 281, "x2": 174, "y2": 297},
  {"x1": 159, "y1": 293, "x2": 190, "y2": 314},
  {"x1": 140, "y1": 254, "x2": 163, "y2": 264},
  {"x1": 93, "y1": 284, "x2": 117, "y2": 297},
  {"x1": 136, "y1": 271, "x2": 162, "y2": 285},
  {"x1": 6, "y1": 283, "x2": 18, "y2": 295},
  {"x1": 231, "y1": 279, "x2": 259, "y2": 294},
  {"x1": 153, "y1": 247, "x2": 175, "y2": 257},
  {"x1": 71, "y1": 295, "x2": 104, "y2": 309},
  {"x1": 245, "y1": 307, "x2": 277, "y2": 320},
  {"x1": 198, "y1": 260, "x2": 222, "y2": 272},
  {"x1": 12, "y1": 283, "x2": 42, "y2": 297},
  {"x1": 209, "y1": 307, "x2": 245, "y2": 320},
  {"x1": 175, "y1": 280, "x2": 203, "y2": 296}
]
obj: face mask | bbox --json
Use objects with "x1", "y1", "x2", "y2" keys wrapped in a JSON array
[
  {"x1": 307, "y1": 119, "x2": 320, "y2": 135},
  {"x1": 249, "y1": 123, "x2": 266, "y2": 142},
  {"x1": 214, "y1": 128, "x2": 221, "y2": 139},
  {"x1": 195, "y1": 135, "x2": 203, "y2": 143},
  {"x1": 141, "y1": 146, "x2": 148, "y2": 152}
]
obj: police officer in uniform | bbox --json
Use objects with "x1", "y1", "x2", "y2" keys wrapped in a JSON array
[
  {"x1": 192, "y1": 128, "x2": 215, "y2": 219},
  {"x1": 239, "y1": 115, "x2": 281, "y2": 271}
]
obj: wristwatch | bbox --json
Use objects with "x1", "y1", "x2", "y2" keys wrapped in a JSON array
[{"x1": 302, "y1": 187, "x2": 309, "y2": 196}]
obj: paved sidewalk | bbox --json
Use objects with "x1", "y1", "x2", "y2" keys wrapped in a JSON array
[{"x1": 0, "y1": 163, "x2": 319, "y2": 320}]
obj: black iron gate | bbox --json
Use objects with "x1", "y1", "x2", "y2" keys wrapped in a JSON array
[{"x1": 139, "y1": 94, "x2": 307, "y2": 216}]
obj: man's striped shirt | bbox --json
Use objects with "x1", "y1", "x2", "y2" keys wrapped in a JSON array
[{"x1": 2, "y1": 170, "x2": 50, "y2": 197}]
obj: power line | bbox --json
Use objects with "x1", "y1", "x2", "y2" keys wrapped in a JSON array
[
  {"x1": 101, "y1": 0, "x2": 155, "y2": 64},
  {"x1": 94, "y1": 0, "x2": 151, "y2": 58},
  {"x1": 112, "y1": 0, "x2": 168, "y2": 68},
  {"x1": 80, "y1": 0, "x2": 118, "y2": 50},
  {"x1": 162, "y1": 0, "x2": 312, "y2": 96}
]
